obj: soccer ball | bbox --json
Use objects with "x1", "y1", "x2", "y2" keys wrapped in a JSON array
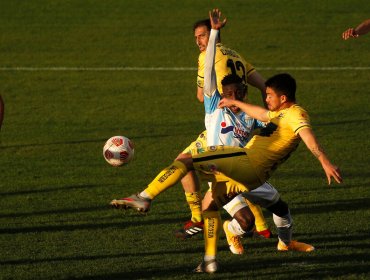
[{"x1": 103, "y1": 136, "x2": 134, "y2": 166}]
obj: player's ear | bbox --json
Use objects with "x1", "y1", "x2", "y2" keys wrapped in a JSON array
[{"x1": 280, "y1": 94, "x2": 287, "y2": 103}]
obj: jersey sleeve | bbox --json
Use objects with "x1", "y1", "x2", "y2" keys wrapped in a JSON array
[
  {"x1": 268, "y1": 106, "x2": 311, "y2": 135},
  {"x1": 203, "y1": 29, "x2": 218, "y2": 98},
  {"x1": 245, "y1": 60, "x2": 256, "y2": 77},
  {"x1": 288, "y1": 106, "x2": 311, "y2": 135},
  {"x1": 197, "y1": 53, "x2": 205, "y2": 89}
]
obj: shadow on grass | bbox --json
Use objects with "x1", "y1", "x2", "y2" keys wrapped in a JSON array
[
  {"x1": 0, "y1": 132, "x2": 193, "y2": 149},
  {"x1": 0, "y1": 246, "x2": 202, "y2": 266},
  {"x1": 221, "y1": 252, "x2": 370, "y2": 279},
  {"x1": 0, "y1": 214, "x2": 187, "y2": 234},
  {"x1": 290, "y1": 197, "x2": 370, "y2": 214},
  {"x1": 0, "y1": 184, "x2": 107, "y2": 197}
]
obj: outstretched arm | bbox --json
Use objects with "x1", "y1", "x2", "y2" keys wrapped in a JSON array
[
  {"x1": 203, "y1": 9, "x2": 227, "y2": 98},
  {"x1": 246, "y1": 71, "x2": 267, "y2": 107},
  {"x1": 218, "y1": 98, "x2": 269, "y2": 122},
  {"x1": 342, "y1": 18, "x2": 370, "y2": 40},
  {"x1": 298, "y1": 127, "x2": 342, "y2": 184}
]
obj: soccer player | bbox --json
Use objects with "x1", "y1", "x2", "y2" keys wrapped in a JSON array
[
  {"x1": 111, "y1": 14, "x2": 272, "y2": 241},
  {"x1": 194, "y1": 18, "x2": 266, "y2": 104},
  {"x1": 175, "y1": 16, "x2": 269, "y2": 237},
  {"x1": 342, "y1": 18, "x2": 370, "y2": 40},
  {"x1": 113, "y1": 9, "x2": 343, "y2": 273}
]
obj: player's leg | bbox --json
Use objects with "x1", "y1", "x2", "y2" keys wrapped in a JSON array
[
  {"x1": 266, "y1": 198, "x2": 314, "y2": 252},
  {"x1": 222, "y1": 194, "x2": 253, "y2": 254},
  {"x1": 194, "y1": 190, "x2": 220, "y2": 273},
  {"x1": 174, "y1": 171, "x2": 204, "y2": 239},
  {"x1": 221, "y1": 177, "x2": 272, "y2": 238},
  {"x1": 244, "y1": 198, "x2": 272, "y2": 238},
  {"x1": 182, "y1": 171, "x2": 203, "y2": 223},
  {"x1": 243, "y1": 182, "x2": 314, "y2": 252},
  {"x1": 110, "y1": 157, "x2": 189, "y2": 212},
  {"x1": 175, "y1": 132, "x2": 207, "y2": 237}
]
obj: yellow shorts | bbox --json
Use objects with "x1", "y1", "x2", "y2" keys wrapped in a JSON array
[
  {"x1": 182, "y1": 130, "x2": 207, "y2": 156},
  {"x1": 193, "y1": 146, "x2": 264, "y2": 193}
]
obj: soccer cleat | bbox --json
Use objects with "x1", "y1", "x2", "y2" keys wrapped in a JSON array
[
  {"x1": 193, "y1": 259, "x2": 218, "y2": 273},
  {"x1": 223, "y1": 220, "x2": 244, "y2": 254},
  {"x1": 256, "y1": 228, "x2": 273, "y2": 239},
  {"x1": 174, "y1": 220, "x2": 204, "y2": 239},
  {"x1": 277, "y1": 240, "x2": 315, "y2": 252},
  {"x1": 110, "y1": 193, "x2": 151, "y2": 213}
]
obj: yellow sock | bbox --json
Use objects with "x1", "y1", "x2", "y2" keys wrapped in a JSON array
[
  {"x1": 246, "y1": 199, "x2": 269, "y2": 232},
  {"x1": 185, "y1": 192, "x2": 202, "y2": 223},
  {"x1": 203, "y1": 211, "x2": 221, "y2": 257},
  {"x1": 144, "y1": 161, "x2": 188, "y2": 199}
]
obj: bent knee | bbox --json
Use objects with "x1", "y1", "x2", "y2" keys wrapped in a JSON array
[{"x1": 234, "y1": 207, "x2": 255, "y2": 232}]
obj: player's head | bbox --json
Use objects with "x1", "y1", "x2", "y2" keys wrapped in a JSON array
[
  {"x1": 193, "y1": 19, "x2": 221, "y2": 52},
  {"x1": 265, "y1": 73, "x2": 296, "y2": 111},
  {"x1": 221, "y1": 74, "x2": 247, "y2": 113}
]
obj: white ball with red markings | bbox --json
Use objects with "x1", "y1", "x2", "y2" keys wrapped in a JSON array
[{"x1": 103, "y1": 136, "x2": 134, "y2": 166}]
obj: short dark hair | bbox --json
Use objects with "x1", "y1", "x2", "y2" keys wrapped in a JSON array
[
  {"x1": 193, "y1": 19, "x2": 211, "y2": 32},
  {"x1": 265, "y1": 73, "x2": 296, "y2": 102},
  {"x1": 221, "y1": 74, "x2": 247, "y2": 100}
]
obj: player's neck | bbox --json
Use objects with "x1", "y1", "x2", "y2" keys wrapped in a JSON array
[{"x1": 279, "y1": 101, "x2": 295, "y2": 110}]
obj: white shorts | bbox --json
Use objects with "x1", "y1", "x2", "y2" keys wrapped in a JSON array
[
  {"x1": 242, "y1": 181, "x2": 280, "y2": 208},
  {"x1": 222, "y1": 181, "x2": 280, "y2": 216}
]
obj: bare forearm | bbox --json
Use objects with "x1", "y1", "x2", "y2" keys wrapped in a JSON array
[
  {"x1": 227, "y1": 99, "x2": 269, "y2": 122},
  {"x1": 247, "y1": 71, "x2": 267, "y2": 107},
  {"x1": 310, "y1": 143, "x2": 325, "y2": 159},
  {"x1": 355, "y1": 19, "x2": 370, "y2": 35}
]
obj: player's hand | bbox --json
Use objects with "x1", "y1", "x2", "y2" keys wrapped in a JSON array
[
  {"x1": 342, "y1": 28, "x2": 358, "y2": 40},
  {"x1": 209, "y1": 8, "x2": 227, "y2": 30},
  {"x1": 218, "y1": 97, "x2": 234, "y2": 109},
  {"x1": 322, "y1": 162, "x2": 343, "y2": 185}
]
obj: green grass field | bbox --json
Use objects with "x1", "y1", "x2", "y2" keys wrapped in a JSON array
[{"x1": 0, "y1": 0, "x2": 369, "y2": 279}]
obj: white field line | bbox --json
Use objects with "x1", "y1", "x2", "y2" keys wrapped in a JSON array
[{"x1": 0, "y1": 66, "x2": 369, "y2": 71}]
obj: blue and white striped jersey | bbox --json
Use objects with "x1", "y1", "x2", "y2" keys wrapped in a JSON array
[{"x1": 203, "y1": 29, "x2": 264, "y2": 148}]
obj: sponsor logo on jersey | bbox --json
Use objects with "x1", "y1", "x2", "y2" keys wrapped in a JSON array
[
  {"x1": 233, "y1": 126, "x2": 249, "y2": 141},
  {"x1": 220, "y1": 121, "x2": 249, "y2": 141},
  {"x1": 208, "y1": 146, "x2": 217, "y2": 152},
  {"x1": 220, "y1": 121, "x2": 234, "y2": 134},
  {"x1": 195, "y1": 141, "x2": 202, "y2": 148}
]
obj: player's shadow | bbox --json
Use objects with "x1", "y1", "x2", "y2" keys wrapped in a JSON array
[
  {"x1": 289, "y1": 197, "x2": 370, "y2": 215},
  {"x1": 0, "y1": 183, "x2": 105, "y2": 196},
  {"x1": 222, "y1": 251, "x2": 370, "y2": 278},
  {"x1": 0, "y1": 212, "x2": 186, "y2": 235}
]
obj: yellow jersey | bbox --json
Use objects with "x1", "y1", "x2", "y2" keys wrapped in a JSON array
[
  {"x1": 197, "y1": 43, "x2": 255, "y2": 94},
  {"x1": 246, "y1": 104, "x2": 311, "y2": 182}
]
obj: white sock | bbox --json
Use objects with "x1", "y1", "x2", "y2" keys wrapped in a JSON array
[
  {"x1": 139, "y1": 190, "x2": 152, "y2": 200},
  {"x1": 204, "y1": 255, "x2": 216, "y2": 262},
  {"x1": 228, "y1": 219, "x2": 246, "y2": 236}
]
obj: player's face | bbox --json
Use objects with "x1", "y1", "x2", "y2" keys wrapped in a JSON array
[
  {"x1": 194, "y1": 26, "x2": 210, "y2": 52},
  {"x1": 265, "y1": 87, "x2": 285, "y2": 111},
  {"x1": 222, "y1": 83, "x2": 243, "y2": 113}
]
